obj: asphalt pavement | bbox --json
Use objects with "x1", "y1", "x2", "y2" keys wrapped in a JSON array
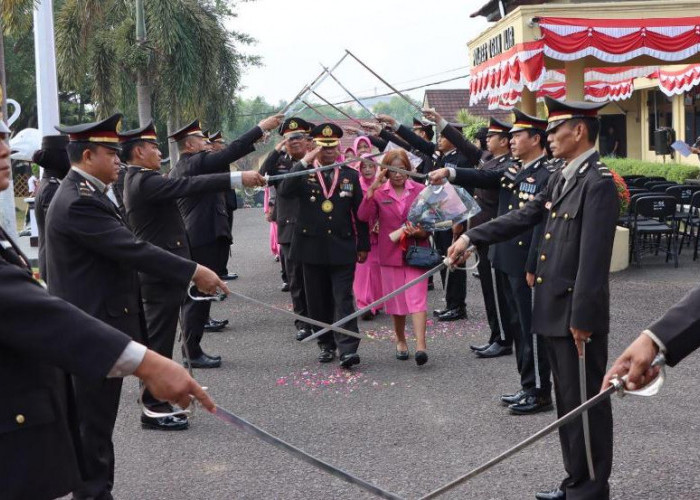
[{"x1": 105, "y1": 208, "x2": 700, "y2": 500}]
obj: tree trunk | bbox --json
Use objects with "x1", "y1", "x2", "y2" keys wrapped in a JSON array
[
  {"x1": 136, "y1": 70, "x2": 151, "y2": 126},
  {"x1": 166, "y1": 109, "x2": 179, "y2": 172},
  {"x1": 0, "y1": 30, "x2": 19, "y2": 240}
]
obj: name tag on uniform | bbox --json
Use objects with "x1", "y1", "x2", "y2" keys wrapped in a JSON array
[{"x1": 381, "y1": 199, "x2": 393, "y2": 204}]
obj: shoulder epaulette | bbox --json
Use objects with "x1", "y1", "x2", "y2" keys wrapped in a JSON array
[
  {"x1": 78, "y1": 181, "x2": 95, "y2": 197},
  {"x1": 596, "y1": 161, "x2": 613, "y2": 178},
  {"x1": 48, "y1": 177, "x2": 60, "y2": 184}
]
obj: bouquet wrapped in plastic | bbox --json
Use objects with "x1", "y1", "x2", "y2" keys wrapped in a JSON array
[{"x1": 407, "y1": 182, "x2": 481, "y2": 231}]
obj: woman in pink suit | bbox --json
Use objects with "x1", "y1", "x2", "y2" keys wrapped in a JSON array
[
  {"x1": 353, "y1": 155, "x2": 384, "y2": 320},
  {"x1": 358, "y1": 150, "x2": 430, "y2": 365}
]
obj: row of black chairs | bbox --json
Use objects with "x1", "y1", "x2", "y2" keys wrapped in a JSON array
[{"x1": 618, "y1": 177, "x2": 700, "y2": 267}]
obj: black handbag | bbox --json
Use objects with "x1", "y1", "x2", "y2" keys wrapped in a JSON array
[{"x1": 404, "y1": 241, "x2": 443, "y2": 269}]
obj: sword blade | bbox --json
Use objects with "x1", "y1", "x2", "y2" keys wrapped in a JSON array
[
  {"x1": 322, "y1": 65, "x2": 377, "y2": 118},
  {"x1": 286, "y1": 53, "x2": 349, "y2": 116},
  {"x1": 419, "y1": 385, "x2": 618, "y2": 500},
  {"x1": 580, "y1": 343, "x2": 596, "y2": 481},
  {"x1": 358, "y1": 156, "x2": 428, "y2": 180},
  {"x1": 311, "y1": 91, "x2": 364, "y2": 126},
  {"x1": 302, "y1": 262, "x2": 445, "y2": 343},
  {"x1": 227, "y1": 289, "x2": 367, "y2": 340},
  {"x1": 265, "y1": 153, "x2": 383, "y2": 182},
  {"x1": 213, "y1": 405, "x2": 404, "y2": 500}
]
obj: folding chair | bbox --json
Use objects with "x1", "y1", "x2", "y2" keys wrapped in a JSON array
[
  {"x1": 649, "y1": 182, "x2": 677, "y2": 192},
  {"x1": 631, "y1": 195, "x2": 679, "y2": 267},
  {"x1": 680, "y1": 190, "x2": 700, "y2": 260},
  {"x1": 631, "y1": 177, "x2": 650, "y2": 187}
]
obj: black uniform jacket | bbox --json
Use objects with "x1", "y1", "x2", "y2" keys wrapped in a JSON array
[
  {"x1": 372, "y1": 129, "x2": 436, "y2": 174},
  {"x1": 260, "y1": 150, "x2": 298, "y2": 245},
  {"x1": 648, "y1": 284, "x2": 700, "y2": 366},
  {"x1": 170, "y1": 125, "x2": 262, "y2": 248},
  {"x1": 123, "y1": 165, "x2": 231, "y2": 291},
  {"x1": 34, "y1": 175, "x2": 61, "y2": 281},
  {"x1": 0, "y1": 228, "x2": 131, "y2": 500},
  {"x1": 113, "y1": 164, "x2": 127, "y2": 217},
  {"x1": 278, "y1": 163, "x2": 370, "y2": 266},
  {"x1": 467, "y1": 153, "x2": 512, "y2": 228},
  {"x1": 453, "y1": 154, "x2": 553, "y2": 276},
  {"x1": 45, "y1": 169, "x2": 196, "y2": 339},
  {"x1": 396, "y1": 123, "x2": 481, "y2": 172},
  {"x1": 467, "y1": 152, "x2": 619, "y2": 337}
]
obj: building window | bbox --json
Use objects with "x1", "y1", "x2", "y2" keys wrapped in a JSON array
[{"x1": 684, "y1": 87, "x2": 700, "y2": 146}]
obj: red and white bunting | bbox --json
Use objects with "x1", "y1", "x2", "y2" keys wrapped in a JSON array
[
  {"x1": 539, "y1": 16, "x2": 700, "y2": 63},
  {"x1": 657, "y1": 64, "x2": 700, "y2": 96}
]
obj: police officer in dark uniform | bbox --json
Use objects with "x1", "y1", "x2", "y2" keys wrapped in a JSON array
[
  {"x1": 260, "y1": 117, "x2": 314, "y2": 340},
  {"x1": 210, "y1": 131, "x2": 240, "y2": 281},
  {"x1": 170, "y1": 115, "x2": 282, "y2": 367},
  {"x1": 120, "y1": 121, "x2": 263, "y2": 427},
  {"x1": 1, "y1": 121, "x2": 213, "y2": 498},
  {"x1": 429, "y1": 115, "x2": 513, "y2": 358},
  {"x1": 357, "y1": 118, "x2": 436, "y2": 174},
  {"x1": 278, "y1": 123, "x2": 370, "y2": 367},
  {"x1": 377, "y1": 112, "x2": 481, "y2": 322},
  {"x1": 450, "y1": 98, "x2": 618, "y2": 500},
  {"x1": 45, "y1": 114, "x2": 227, "y2": 500},
  {"x1": 434, "y1": 111, "x2": 554, "y2": 414},
  {"x1": 32, "y1": 134, "x2": 71, "y2": 282}
]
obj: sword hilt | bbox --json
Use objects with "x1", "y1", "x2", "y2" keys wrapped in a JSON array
[{"x1": 610, "y1": 353, "x2": 667, "y2": 398}]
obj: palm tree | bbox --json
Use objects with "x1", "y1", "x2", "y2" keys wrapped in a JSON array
[{"x1": 55, "y1": 0, "x2": 253, "y2": 162}]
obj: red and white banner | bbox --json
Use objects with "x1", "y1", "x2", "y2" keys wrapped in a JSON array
[
  {"x1": 469, "y1": 41, "x2": 546, "y2": 106},
  {"x1": 656, "y1": 64, "x2": 700, "y2": 96},
  {"x1": 539, "y1": 17, "x2": 700, "y2": 63}
]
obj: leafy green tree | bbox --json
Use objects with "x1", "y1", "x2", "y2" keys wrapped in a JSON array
[{"x1": 456, "y1": 108, "x2": 487, "y2": 140}]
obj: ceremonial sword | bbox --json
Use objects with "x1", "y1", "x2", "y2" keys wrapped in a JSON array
[
  {"x1": 285, "y1": 53, "x2": 349, "y2": 117},
  {"x1": 418, "y1": 354, "x2": 667, "y2": 499},
  {"x1": 311, "y1": 90, "x2": 365, "y2": 127},
  {"x1": 303, "y1": 251, "x2": 479, "y2": 344},
  {"x1": 321, "y1": 64, "x2": 379, "y2": 119},
  {"x1": 580, "y1": 341, "x2": 595, "y2": 481},
  {"x1": 149, "y1": 294, "x2": 403, "y2": 499},
  {"x1": 264, "y1": 152, "x2": 384, "y2": 184},
  {"x1": 355, "y1": 155, "x2": 428, "y2": 181}
]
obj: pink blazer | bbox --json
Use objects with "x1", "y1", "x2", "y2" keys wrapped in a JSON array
[{"x1": 358, "y1": 179, "x2": 428, "y2": 267}]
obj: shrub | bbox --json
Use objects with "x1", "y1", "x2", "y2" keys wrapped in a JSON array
[{"x1": 603, "y1": 156, "x2": 700, "y2": 184}]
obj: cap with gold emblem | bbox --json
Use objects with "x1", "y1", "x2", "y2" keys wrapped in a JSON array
[
  {"x1": 209, "y1": 131, "x2": 225, "y2": 144},
  {"x1": 544, "y1": 96, "x2": 607, "y2": 133},
  {"x1": 510, "y1": 108, "x2": 547, "y2": 133},
  {"x1": 310, "y1": 122, "x2": 343, "y2": 147},
  {"x1": 412, "y1": 117, "x2": 435, "y2": 141},
  {"x1": 55, "y1": 113, "x2": 123, "y2": 150},
  {"x1": 486, "y1": 117, "x2": 512, "y2": 137},
  {"x1": 118, "y1": 120, "x2": 158, "y2": 145},
  {"x1": 167, "y1": 119, "x2": 205, "y2": 142},
  {"x1": 279, "y1": 117, "x2": 312, "y2": 137}
]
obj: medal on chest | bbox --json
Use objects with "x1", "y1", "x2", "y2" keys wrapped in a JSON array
[{"x1": 316, "y1": 166, "x2": 340, "y2": 213}]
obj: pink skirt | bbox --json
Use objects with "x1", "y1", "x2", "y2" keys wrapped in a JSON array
[
  {"x1": 379, "y1": 265, "x2": 428, "y2": 315},
  {"x1": 269, "y1": 222, "x2": 279, "y2": 257},
  {"x1": 354, "y1": 246, "x2": 383, "y2": 312}
]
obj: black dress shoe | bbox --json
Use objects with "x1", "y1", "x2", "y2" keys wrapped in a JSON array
[
  {"x1": 318, "y1": 349, "x2": 336, "y2": 363},
  {"x1": 469, "y1": 342, "x2": 492, "y2": 352},
  {"x1": 210, "y1": 317, "x2": 229, "y2": 327},
  {"x1": 219, "y1": 273, "x2": 238, "y2": 280},
  {"x1": 476, "y1": 342, "x2": 512, "y2": 358},
  {"x1": 535, "y1": 488, "x2": 565, "y2": 500},
  {"x1": 472, "y1": 271, "x2": 480, "y2": 279},
  {"x1": 500, "y1": 388, "x2": 527, "y2": 406},
  {"x1": 415, "y1": 351, "x2": 428, "y2": 366},
  {"x1": 204, "y1": 319, "x2": 225, "y2": 332},
  {"x1": 339, "y1": 352, "x2": 360, "y2": 368},
  {"x1": 280, "y1": 282, "x2": 290, "y2": 292},
  {"x1": 296, "y1": 328, "x2": 312, "y2": 341},
  {"x1": 202, "y1": 351, "x2": 222, "y2": 361},
  {"x1": 509, "y1": 395, "x2": 554, "y2": 415},
  {"x1": 432, "y1": 308, "x2": 447, "y2": 317},
  {"x1": 437, "y1": 307, "x2": 467, "y2": 322},
  {"x1": 183, "y1": 354, "x2": 221, "y2": 368},
  {"x1": 141, "y1": 413, "x2": 189, "y2": 431}
]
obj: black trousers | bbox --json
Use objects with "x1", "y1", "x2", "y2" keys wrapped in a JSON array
[
  {"x1": 71, "y1": 377, "x2": 122, "y2": 500},
  {"x1": 279, "y1": 246, "x2": 288, "y2": 284},
  {"x1": 141, "y1": 286, "x2": 185, "y2": 408},
  {"x1": 181, "y1": 241, "x2": 226, "y2": 358},
  {"x1": 434, "y1": 231, "x2": 466, "y2": 310},
  {"x1": 303, "y1": 262, "x2": 360, "y2": 356},
  {"x1": 494, "y1": 268, "x2": 551, "y2": 393},
  {"x1": 475, "y1": 245, "x2": 502, "y2": 344},
  {"x1": 280, "y1": 243, "x2": 308, "y2": 330},
  {"x1": 217, "y1": 237, "x2": 231, "y2": 276},
  {"x1": 545, "y1": 335, "x2": 612, "y2": 500}
]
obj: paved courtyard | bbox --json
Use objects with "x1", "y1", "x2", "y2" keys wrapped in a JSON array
[{"x1": 104, "y1": 208, "x2": 699, "y2": 500}]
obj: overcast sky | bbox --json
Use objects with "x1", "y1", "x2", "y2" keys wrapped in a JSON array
[{"x1": 227, "y1": 0, "x2": 489, "y2": 105}]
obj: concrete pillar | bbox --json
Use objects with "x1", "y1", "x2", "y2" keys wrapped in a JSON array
[
  {"x1": 520, "y1": 87, "x2": 537, "y2": 116},
  {"x1": 565, "y1": 60, "x2": 585, "y2": 101}
]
